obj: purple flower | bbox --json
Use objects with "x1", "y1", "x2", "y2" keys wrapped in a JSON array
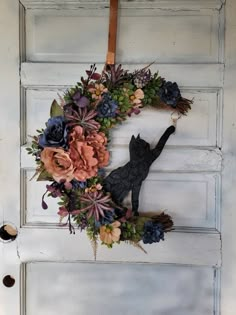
[
  {"x1": 72, "y1": 91, "x2": 89, "y2": 108},
  {"x1": 97, "y1": 93, "x2": 118, "y2": 118},
  {"x1": 39, "y1": 116, "x2": 68, "y2": 149},
  {"x1": 158, "y1": 81, "x2": 181, "y2": 108}
]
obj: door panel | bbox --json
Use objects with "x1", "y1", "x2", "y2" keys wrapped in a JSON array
[
  {"x1": 25, "y1": 6, "x2": 222, "y2": 63},
  {"x1": 25, "y1": 262, "x2": 216, "y2": 315},
  {"x1": 24, "y1": 89, "x2": 220, "y2": 146},
  {"x1": 22, "y1": 169, "x2": 220, "y2": 229}
]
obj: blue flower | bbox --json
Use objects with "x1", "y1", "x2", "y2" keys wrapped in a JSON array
[
  {"x1": 158, "y1": 81, "x2": 181, "y2": 108},
  {"x1": 97, "y1": 93, "x2": 118, "y2": 118},
  {"x1": 142, "y1": 221, "x2": 164, "y2": 244},
  {"x1": 95, "y1": 210, "x2": 115, "y2": 228},
  {"x1": 71, "y1": 179, "x2": 87, "y2": 190},
  {"x1": 39, "y1": 116, "x2": 68, "y2": 149}
]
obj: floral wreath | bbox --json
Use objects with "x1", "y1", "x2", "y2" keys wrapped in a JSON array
[{"x1": 27, "y1": 64, "x2": 192, "y2": 256}]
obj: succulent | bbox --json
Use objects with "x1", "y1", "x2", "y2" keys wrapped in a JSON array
[
  {"x1": 95, "y1": 209, "x2": 115, "y2": 228},
  {"x1": 142, "y1": 74, "x2": 164, "y2": 106},
  {"x1": 142, "y1": 221, "x2": 165, "y2": 244},
  {"x1": 120, "y1": 222, "x2": 138, "y2": 241},
  {"x1": 79, "y1": 191, "x2": 114, "y2": 221},
  {"x1": 65, "y1": 107, "x2": 100, "y2": 133},
  {"x1": 158, "y1": 81, "x2": 181, "y2": 108},
  {"x1": 97, "y1": 93, "x2": 118, "y2": 118},
  {"x1": 102, "y1": 64, "x2": 130, "y2": 89}
]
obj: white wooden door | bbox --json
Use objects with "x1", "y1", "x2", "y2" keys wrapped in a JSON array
[{"x1": 1, "y1": 0, "x2": 236, "y2": 314}]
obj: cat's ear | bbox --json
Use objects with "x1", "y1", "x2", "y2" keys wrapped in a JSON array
[
  {"x1": 131, "y1": 135, "x2": 135, "y2": 141},
  {"x1": 137, "y1": 134, "x2": 140, "y2": 139}
]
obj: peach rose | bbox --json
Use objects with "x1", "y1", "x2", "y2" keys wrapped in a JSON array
[
  {"x1": 69, "y1": 126, "x2": 109, "y2": 181},
  {"x1": 41, "y1": 148, "x2": 74, "y2": 183}
]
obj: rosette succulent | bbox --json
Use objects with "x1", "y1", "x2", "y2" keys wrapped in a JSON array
[
  {"x1": 142, "y1": 221, "x2": 165, "y2": 244},
  {"x1": 39, "y1": 116, "x2": 68, "y2": 148},
  {"x1": 97, "y1": 93, "x2": 118, "y2": 118},
  {"x1": 158, "y1": 81, "x2": 181, "y2": 107},
  {"x1": 79, "y1": 191, "x2": 114, "y2": 221}
]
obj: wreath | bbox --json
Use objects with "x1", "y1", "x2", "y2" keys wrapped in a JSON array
[{"x1": 27, "y1": 64, "x2": 192, "y2": 255}]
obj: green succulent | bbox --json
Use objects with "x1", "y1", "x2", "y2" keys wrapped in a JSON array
[{"x1": 142, "y1": 74, "x2": 164, "y2": 107}]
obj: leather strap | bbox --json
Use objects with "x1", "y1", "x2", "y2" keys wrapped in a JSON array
[{"x1": 106, "y1": 0, "x2": 119, "y2": 65}]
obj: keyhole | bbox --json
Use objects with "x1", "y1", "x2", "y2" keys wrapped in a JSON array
[
  {"x1": 0, "y1": 224, "x2": 18, "y2": 242},
  {"x1": 2, "y1": 275, "x2": 15, "y2": 288}
]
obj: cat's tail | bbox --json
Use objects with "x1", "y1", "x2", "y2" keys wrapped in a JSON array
[{"x1": 151, "y1": 125, "x2": 175, "y2": 161}]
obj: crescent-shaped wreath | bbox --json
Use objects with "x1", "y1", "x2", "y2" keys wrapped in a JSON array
[{"x1": 27, "y1": 64, "x2": 192, "y2": 255}]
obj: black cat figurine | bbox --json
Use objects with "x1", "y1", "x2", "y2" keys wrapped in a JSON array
[{"x1": 104, "y1": 125, "x2": 176, "y2": 216}]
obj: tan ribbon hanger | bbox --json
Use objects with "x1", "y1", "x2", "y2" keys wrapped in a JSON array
[{"x1": 106, "y1": 0, "x2": 119, "y2": 65}]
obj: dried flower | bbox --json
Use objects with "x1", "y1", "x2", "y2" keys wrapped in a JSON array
[{"x1": 100, "y1": 221, "x2": 121, "y2": 245}]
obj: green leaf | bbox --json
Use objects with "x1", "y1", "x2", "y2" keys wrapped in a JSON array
[
  {"x1": 37, "y1": 169, "x2": 53, "y2": 181},
  {"x1": 50, "y1": 99, "x2": 63, "y2": 117}
]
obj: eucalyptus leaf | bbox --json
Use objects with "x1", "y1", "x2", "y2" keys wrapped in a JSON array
[{"x1": 50, "y1": 99, "x2": 63, "y2": 117}]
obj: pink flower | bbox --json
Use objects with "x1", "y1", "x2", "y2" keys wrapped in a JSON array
[
  {"x1": 41, "y1": 148, "x2": 74, "y2": 183},
  {"x1": 86, "y1": 132, "x2": 109, "y2": 168},
  {"x1": 130, "y1": 88, "x2": 144, "y2": 105},
  {"x1": 69, "y1": 126, "x2": 109, "y2": 181},
  {"x1": 58, "y1": 206, "x2": 69, "y2": 222},
  {"x1": 100, "y1": 221, "x2": 121, "y2": 245},
  {"x1": 88, "y1": 83, "x2": 108, "y2": 100}
]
